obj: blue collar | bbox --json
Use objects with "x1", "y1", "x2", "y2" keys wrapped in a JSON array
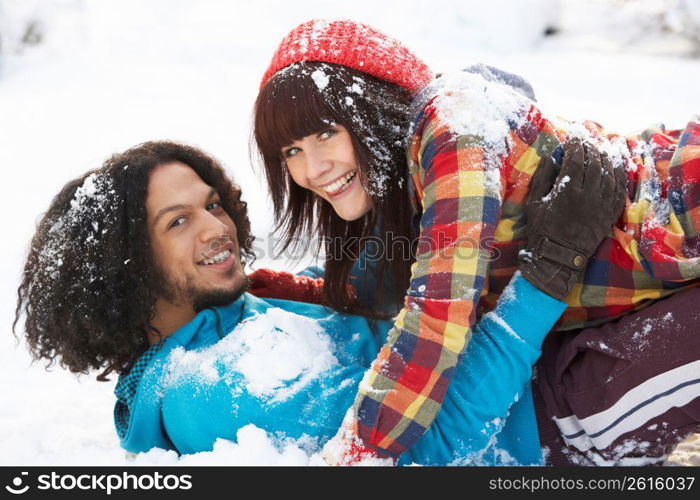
[{"x1": 113, "y1": 295, "x2": 248, "y2": 439}]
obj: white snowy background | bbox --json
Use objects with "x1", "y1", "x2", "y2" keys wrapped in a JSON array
[{"x1": 1, "y1": 0, "x2": 698, "y2": 465}]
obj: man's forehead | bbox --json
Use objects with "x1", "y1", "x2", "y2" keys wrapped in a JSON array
[{"x1": 146, "y1": 162, "x2": 216, "y2": 216}]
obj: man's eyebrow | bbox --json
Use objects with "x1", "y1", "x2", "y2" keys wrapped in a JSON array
[
  {"x1": 153, "y1": 188, "x2": 219, "y2": 226},
  {"x1": 153, "y1": 204, "x2": 191, "y2": 226}
]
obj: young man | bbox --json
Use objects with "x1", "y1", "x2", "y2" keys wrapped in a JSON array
[
  {"x1": 15, "y1": 141, "x2": 255, "y2": 381},
  {"x1": 15, "y1": 141, "x2": 698, "y2": 465}
]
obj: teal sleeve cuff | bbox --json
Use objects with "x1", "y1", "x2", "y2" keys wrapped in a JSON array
[
  {"x1": 482, "y1": 272, "x2": 568, "y2": 348},
  {"x1": 296, "y1": 265, "x2": 325, "y2": 279},
  {"x1": 405, "y1": 272, "x2": 565, "y2": 465}
]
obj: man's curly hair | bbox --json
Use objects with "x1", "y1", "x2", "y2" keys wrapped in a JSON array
[{"x1": 13, "y1": 141, "x2": 255, "y2": 380}]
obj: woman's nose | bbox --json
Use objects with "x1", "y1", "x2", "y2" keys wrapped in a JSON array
[{"x1": 305, "y1": 147, "x2": 333, "y2": 182}]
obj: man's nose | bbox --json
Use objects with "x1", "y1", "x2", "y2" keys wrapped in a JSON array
[{"x1": 199, "y1": 211, "x2": 229, "y2": 245}]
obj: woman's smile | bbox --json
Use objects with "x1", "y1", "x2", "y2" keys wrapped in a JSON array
[{"x1": 319, "y1": 169, "x2": 357, "y2": 197}]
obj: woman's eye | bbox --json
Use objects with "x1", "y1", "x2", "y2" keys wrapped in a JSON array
[
  {"x1": 206, "y1": 201, "x2": 222, "y2": 211},
  {"x1": 169, "y1": 216, "x2": 186, "y2": 229},
  {"x1": 283, "y1": 147, "x2": 301, "y2": 158},
  {"x1": 319, "y1": 128, "x2": 337, "y2": 140}
]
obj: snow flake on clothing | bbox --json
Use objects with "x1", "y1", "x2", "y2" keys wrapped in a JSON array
[
  {"x1": 288, "y1": 18, "x2": 332, "y2": 56},
  {"x1": 427, "y1": 70, "x2": 531, "y2": 169},
  {"x1": 261, "y1": 19, "x2": 433, "y2": 94},
  {"x1": 165, "y1": 308, "x2": 338, "y2": 403}
]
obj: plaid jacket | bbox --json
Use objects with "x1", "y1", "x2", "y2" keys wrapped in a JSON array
[{"x1": 334, "y1": 76, "x2": 700, "y2": 462}]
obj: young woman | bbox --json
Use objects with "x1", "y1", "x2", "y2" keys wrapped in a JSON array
[{"x1": 253, "y1": 19, "x2": 700, "y2": 464}]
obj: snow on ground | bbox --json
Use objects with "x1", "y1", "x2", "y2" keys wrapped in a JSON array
[
  {"x1": 1, "y1": 0, "x2": 698, "y2": 465},
  {"x1": 666, "y1": 434, "x2": 700, "y2": 467}
]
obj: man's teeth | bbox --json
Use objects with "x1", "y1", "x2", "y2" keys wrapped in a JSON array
[
  {"x1": 201, "y1": 249, "x2": 231, "y2": 265},
  {"x1": 323, "y1": 170, "x2": 356, "y2": 193}
]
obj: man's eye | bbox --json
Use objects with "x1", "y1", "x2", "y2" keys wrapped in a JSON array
[
  {"x1": 207, "y1": 201, "x2": 222, "y2": 211},
  {"x1": 319, "y1": 128, "x2": 337, "y2": 140},
  {"x1": 169, "y1": 216, "x2": 185, "y2": 229},
  {"x1": 283, "y1": 147, "x2": 301, "y2": 158}
]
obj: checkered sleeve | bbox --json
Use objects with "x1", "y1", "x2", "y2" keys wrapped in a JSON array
[
  {"x1": 323, "y1": 102, "x2": 516, "y2": 464},
  {"x1": 634, "y1": 120, "x2": 700, "y2": 281}
]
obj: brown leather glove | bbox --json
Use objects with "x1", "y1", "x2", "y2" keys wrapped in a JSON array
[{"x1": 519, "y1": 138, "x2": 627, "y2": 300}]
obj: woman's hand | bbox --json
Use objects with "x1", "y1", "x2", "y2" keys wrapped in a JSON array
[{"x1": 519, "y1": 138, "x2": 627, "y2": 300}]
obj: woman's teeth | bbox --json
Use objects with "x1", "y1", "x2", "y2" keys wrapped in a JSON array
[
  {"x1": 200, "y1": 249, "x2": 231, "y2": 265},
  {"x1": 323, "y1": 170, "x2": 356, "y2": 194}
]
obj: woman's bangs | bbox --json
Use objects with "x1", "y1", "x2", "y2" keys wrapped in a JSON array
[{"x1": 256, "y1": 64, "x2": 337, "y2": 156}]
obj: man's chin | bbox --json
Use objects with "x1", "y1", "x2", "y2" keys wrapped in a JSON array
[{"x1": 190, "y1": 277, "x2": 250, "y2": 312}]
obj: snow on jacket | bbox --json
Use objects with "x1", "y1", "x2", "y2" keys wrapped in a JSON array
[
  {"x1": 343, "y1": 69, "x2": 700, "y2": 459},
  {"x1": 114, "y1": 274, "x2": 566, "y2": 465}
]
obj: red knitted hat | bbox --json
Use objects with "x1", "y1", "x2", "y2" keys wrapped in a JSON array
[{"x1": 260, "y1": 19, "x2": 433, "y2": 95}]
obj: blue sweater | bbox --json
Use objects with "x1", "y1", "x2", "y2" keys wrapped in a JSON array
[{"x1": 114, "y1": 274, "x2": 565, "y2": 465}]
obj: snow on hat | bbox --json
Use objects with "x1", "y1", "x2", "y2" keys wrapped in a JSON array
[{"x1": 260, "y1": 19, "x2": 434, "y2": 95}]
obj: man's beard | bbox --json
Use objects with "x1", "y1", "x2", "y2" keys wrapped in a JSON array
[
  {"x1": 188, "y1": 277, "x2": 250, "y2": 312},
  {"x1": 152, "y1": 263, "x2": 250, "y2": 312}
]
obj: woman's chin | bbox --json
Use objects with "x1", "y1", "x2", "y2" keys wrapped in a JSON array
[
  {"x1": 337, "y1": 212, "x2": 364, "y2": 221},
  {"x1": 332, "y1": 199, "x2": 374, "y2": 221}
]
